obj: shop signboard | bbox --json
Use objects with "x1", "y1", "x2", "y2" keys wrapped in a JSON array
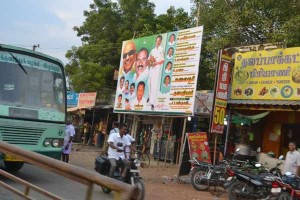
[
  {"x1": 231, "y1": 47, "x2": 300, "y2": 100},
  {"x1": 194, "y1": 90, "x2": 214, "y2": 115},
  {"x1": 210, "y1": 50, "x2": 232, "y2": 134},
  {"x1": 67, "y1": 91, "x2": 79, "y2": 107},
  {"x1": 77, "y1": 92, "x2": 97, "y2": 109},
  {"x1": 187, "y1": 132, "x2": 211, "y2": 163},
  {"x1": 113, "y1": 26, "x2": 203, "y2": 115}
]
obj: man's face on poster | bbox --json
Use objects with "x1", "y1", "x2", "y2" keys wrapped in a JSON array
[
  {"x1": 136, "y1": 83, "x2": 145, "y2": 101},
  {"x1": 130, "y1": 85, "x2": 135, "y2": 94},
  {"x1": 119, "y1": 78, "x2": 124, "y2": 89},
  {"x1": 136, "y1": 50, "x2": 147, "y2": 76},
  {"x1": 169, "y1": 35, "x2": 175, "y2": 43},
  {"x1": 168, "y1": 48, "x2": 173, "y2": 57},
  {"x1": 156, "y1": 37, "x2": 162, "y2": 47},
  {"x1": 122, "y1": 42, "x2": 136, "y2": 73}
]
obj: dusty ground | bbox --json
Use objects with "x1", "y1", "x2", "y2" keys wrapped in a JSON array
[{"x1": 70, "y1": 144, "x2": 228, "y2": 200}]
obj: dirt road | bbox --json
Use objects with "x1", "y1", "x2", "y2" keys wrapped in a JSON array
[{"x1": 70, "y1": 145, "x2": 227, "y2": 200}]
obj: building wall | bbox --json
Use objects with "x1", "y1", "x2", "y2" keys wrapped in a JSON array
[{"x1": 262, "y1": 111, "x2": 300, "y2": 158}]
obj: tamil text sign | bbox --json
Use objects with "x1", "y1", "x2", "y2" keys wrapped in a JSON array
[
  {"x1": 187, "y1": 132, "x2": 211, "y2": 163},
  {"x1": 231, "y1": 47, "x2": 300, "y2": 100},
  {"x1": 114, "y1": 26, "x2": 203, "y2": 115},
  {"x1": 210, "y1": 50, "x2": 231, "y2": 134},
  {"x1": 77, "y1": 92, "x2": 97, "y2": 109}
]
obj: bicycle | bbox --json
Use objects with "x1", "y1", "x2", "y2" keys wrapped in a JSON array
[{"x1": 134, "y1": 145, "x2": 151, "y2": 168}]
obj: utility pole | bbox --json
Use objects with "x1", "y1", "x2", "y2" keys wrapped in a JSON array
[
  {"x1": 196, "y1": 1, "x2": 200, "y2": 26},
  {"x1": 32, "y1": 44, "x2": 40, "y2": 51}
]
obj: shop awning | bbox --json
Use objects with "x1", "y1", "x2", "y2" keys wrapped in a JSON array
[
  {"x1": 228, "y1": 99, "x2": 300, "y2": 106},
  {"x1": 231, "y1": 111, "x2": 270, "y2": 125}
]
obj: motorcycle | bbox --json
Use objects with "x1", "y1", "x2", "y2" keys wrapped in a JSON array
[
  {"x1": 226, "y1": 163, "x2": 281, "y2": 200},
  {"x1": 272, "y1": 172, "x2": 300, "y2": 200},
  {"x1": 95, "y1": 156, "x2": 145, "y2": 200}
]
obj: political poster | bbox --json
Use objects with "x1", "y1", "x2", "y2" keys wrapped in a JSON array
[
  {"x1": 113, "y1": 26, "x2": 203, "y2": 115},
  {"x1": 77, "y1": 92, "x2": 97, "y2": 109}
]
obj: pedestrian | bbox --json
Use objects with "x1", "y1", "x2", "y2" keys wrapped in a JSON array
[
  {"x1": 109, "y1": 121, "x2": 120, "y2": 136},
  {"x1": 283, "y1": 141, "x2": 300, "y2": 175},
  {"x1": 125, "y1": 129, "x2": 136, "y2": 159},
  {"x1": 62, "y1": 119, "x2": 75, "y2": 163}
]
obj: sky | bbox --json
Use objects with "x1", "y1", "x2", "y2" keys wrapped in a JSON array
[{"x1": 0, "y1": 0, "x2": 192, "y2": 64}]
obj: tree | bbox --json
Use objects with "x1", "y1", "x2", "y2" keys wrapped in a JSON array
[
  {"x1": 190, "y1": 0, "x2": 300, "y2": 89},
  {"x1": 65, "y1": 0, "x2": 193, "y2": 95}
]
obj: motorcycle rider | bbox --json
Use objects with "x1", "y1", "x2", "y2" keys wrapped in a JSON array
[{"x1": 107, "y1": 123, "x2": 133, "y2": 179}]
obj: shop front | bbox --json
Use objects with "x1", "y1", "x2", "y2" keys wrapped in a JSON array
[
  {"x1": 130, "y1": 115, "x2": 185, "y2": 164},
  {"x1": 227, "y1": 46, "x2": 300, "y2": 159},
  {"x1": 226, "y1": 102, "x2": 300, "y2": 158}
]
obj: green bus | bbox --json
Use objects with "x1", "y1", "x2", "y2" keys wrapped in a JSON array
[{"x1": 0, "y1": 44, "x2": 66, "y2": 171}]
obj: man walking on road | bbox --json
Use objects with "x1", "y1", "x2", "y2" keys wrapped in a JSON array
[{"x1": 62, "y1": 119, "x2": 75, "y2": 163}]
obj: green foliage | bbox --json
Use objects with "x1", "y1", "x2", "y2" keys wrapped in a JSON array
[
  {"x1": 65, "y1": 0, "x2": 193, "y2": 96},
  {"x1": 191, "y1": 0, "x2": 300, "y2": 89}
]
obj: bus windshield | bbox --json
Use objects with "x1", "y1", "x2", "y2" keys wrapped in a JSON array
[{"x1": 0, "y1": 50, "x2": 65, "y2": 122}]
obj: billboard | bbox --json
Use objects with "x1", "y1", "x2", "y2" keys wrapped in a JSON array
[
  {"x1": 231, "y1": 47, "x2": 300, "y2": 100},
  {"x1": 210, "y1": 50, "x2": 232, "y2": 134},
  {"x1": 114, "y1": 26, "x2": 203, "y2": 115},
  {"x1": 67, "y1": 91, "x2": 79, "y2": 107},
  {"x1": 77, "y1": 92, "x2": 97, "y2": 109}
]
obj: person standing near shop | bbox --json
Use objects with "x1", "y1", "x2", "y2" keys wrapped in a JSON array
[
  {"x1": 283, "y1": 141, "x2": 300, "y2": 175},
  {"x1": 62, "y1": 119, "x2": 75, "y2": 163}
]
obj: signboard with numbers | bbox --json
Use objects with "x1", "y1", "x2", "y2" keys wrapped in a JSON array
[{"x1": 210, "y1": 50, "x2": 232, "y2": 134}]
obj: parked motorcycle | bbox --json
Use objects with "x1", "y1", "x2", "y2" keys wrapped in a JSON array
[
  {"x1": 95, "y1": 156, "x2": 145, "y2": 200},
  {"x1": 272, "y1": 172, "x2": 300, "y2": 200},
  {"x1": 226, "y1": 163, "x2": 281, "y2": 200}
]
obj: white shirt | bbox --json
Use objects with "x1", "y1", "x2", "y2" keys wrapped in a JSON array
[
  {"x1": 107, "y1": 133, "x2": 131, "y2": 160},
  {"x1": 109, "y1": 128, "x2": 119, "y2": 136},
  {"x1": 131, "y1": 97, "x2": 147, "y2": 110},
  {"x1": 133, "y1": 68, "x2": 149, "y2": 83},
  {"x1": 125, "y1": 134, "x2": 135, "y2": 158},
  {"x1": 149, "y1": 46, "x2": 164, "y2": 67},
  {"x1": 284, "y1": 150, "x2": 300, "y2": 174},
  {"x1": 64, "y1": 124, "x2": 75, "y2": 143}
]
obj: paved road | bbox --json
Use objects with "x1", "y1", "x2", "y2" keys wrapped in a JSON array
[{"x1": 0, "y1": 161, "x2": 112, "y2": 200}]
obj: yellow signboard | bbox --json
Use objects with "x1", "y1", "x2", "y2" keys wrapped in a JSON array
[{"x1": 231, "y1": 47, "x2": 300, "y2": 100}]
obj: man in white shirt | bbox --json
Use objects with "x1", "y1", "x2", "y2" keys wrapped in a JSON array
[
  {"x1": 148, "y1": 35, "x2": 164, "y2": 110},
  {"x1": 109, "y1": 121, "x2": 119, "y2": 136},
  {"x1": 133, "y1": 48, "x2": 149, "y2": 83},
  {"x1": 131, "y1": 81, "x2": 147, "y2": 110},
  {"x1": 120, "y1": 41, "x2": 136, "y2": 80},
  {"x1": 125, "y1": 130, "x2": 136, "y2": 159},
  {"x1": 107, "y1": 124, "x2": 132, "y2": 178},
  {"x1": 284, "y1": 141, "x2": 300, "y2": 175},
  {"x1": 62, "y1": 119, "x2": 76, "y2": 163}
]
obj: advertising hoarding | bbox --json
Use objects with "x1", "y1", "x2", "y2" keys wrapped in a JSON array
[
  {"x1": 210, "y1": 50, "x2": 232, "y2": 134},
  {"x1": 114, "y1": 26, "x2": 203, "y2": 115},
  {"x1": 77, "y1": 92, "x2": 97, "y2": 109},
  {"x1": 231, "y1": 47, "x2": 300, "y2": 100}
]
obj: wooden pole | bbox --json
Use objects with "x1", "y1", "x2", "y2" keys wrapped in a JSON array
[
  {"x1": 213, "y1": 133, "x2": 218, "y2": 165},
  {"x1": 157, "y1": 117, "x2": 164, "y2": 166},
  {"x1": 177, "y1": 118, "x2": 187, "y2": 165},
  {"x1": 164, "y1": 118, "x2": 173, "y2": 166}
]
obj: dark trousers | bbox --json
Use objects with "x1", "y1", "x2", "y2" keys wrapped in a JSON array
[{"x1": 108, "y1": 158, "x2": 130, "y2": 178}]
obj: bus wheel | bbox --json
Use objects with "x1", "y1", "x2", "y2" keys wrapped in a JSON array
[{"x1": 4, "y1": 161, "x2": 24, "y2": 172}]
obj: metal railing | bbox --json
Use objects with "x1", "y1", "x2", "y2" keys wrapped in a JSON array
[{"x1": 0, "y1": 141, "x2": 139, "y2": 200}]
